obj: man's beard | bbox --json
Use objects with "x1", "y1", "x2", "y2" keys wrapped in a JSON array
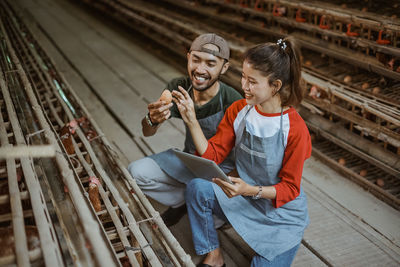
[{"x1": 191, "y1": 73, "x2": 221, "y2": 92}]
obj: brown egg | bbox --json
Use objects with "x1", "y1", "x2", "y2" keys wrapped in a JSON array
[
  {"x1": 343, "y1": 75, "x2": 352, "y2": 84},
  {"x1": 304, "y1": 60, "x2": 312, "y2": 67},
  {"x1": 308, "y1": 86, "x2": 321, "y2": 99},
  {"x1": 361, "y1": 82, "x2": 369, "y2": 90},
  {"x1": 379, "y1": 77, "x2": 387, "y2": 87},
  {"x1": 376, "y1": 178, "x2": 385, "y2": 187},
  {"x1": 338, "y1": 158, "x2": 346, "y2": 165},
  {"x1": 361, "y1": 7, "x2": 367, "y2": 12},
  {"x1": 372, "y1": 87, "x2": 380, "y2": 95},
  {"x1": 159, "y1": 90, "x2": 172, "y2": 104},
  {"x1": 359, "y1": 169, "x2": 367, "y2": 177}
]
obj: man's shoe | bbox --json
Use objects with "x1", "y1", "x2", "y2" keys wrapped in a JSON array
[{"x1": 161, "y1": 204, "x2": 187, "y2": 227}]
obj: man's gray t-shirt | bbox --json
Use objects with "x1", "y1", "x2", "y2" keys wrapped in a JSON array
[{"x1": 165, "y1": 76, "x2": 243, "y2": 119}]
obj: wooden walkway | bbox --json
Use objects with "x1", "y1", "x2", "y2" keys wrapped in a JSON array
[{"x1": 12, "y1": 0, "x2": 400, "y2": 265}]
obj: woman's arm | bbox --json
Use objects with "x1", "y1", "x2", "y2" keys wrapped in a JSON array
[
  {"x1": 273, "y1": 114, "x2": 312, "y2": 208},
  {"x1": 172, "y1": 86, "x2": 208, "y2": 155}
]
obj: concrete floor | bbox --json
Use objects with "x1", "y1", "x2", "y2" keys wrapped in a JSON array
[{"x1": 11, "y1": 0, "x2": 400, "y2": 265}]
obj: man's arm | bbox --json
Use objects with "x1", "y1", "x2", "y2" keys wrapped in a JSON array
[
  {"x1": 142, "y1": 101, "x2": 173, "y2": 137},
  {"x1": 141, "y1": 116, "x2": 160, "y2": 137}
]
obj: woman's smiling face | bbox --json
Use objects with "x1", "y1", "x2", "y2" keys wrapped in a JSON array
[{"x1": 241, "y1": 60, "x2": 275, "y2": 106}]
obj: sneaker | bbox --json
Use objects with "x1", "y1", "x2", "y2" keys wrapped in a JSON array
[{"x1": 161, "y1": 204, "x2": 187, "y2": 227}]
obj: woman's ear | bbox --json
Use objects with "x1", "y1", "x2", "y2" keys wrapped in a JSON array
[{"x1": 272, "y1": 79, "x2": 283, "y2": 95}]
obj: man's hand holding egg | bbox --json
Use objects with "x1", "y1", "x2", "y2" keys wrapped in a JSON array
[{"x1": 147, "y1": 90, "x2": 173, "y2": 125}]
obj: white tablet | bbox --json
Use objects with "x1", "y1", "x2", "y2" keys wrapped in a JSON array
[{"x1": 173, "y1": 149, "x2": 233, "y2": 184}]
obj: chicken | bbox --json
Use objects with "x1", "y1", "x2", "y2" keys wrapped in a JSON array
[
  {"x1": 59, "y1": 120, "x2": 78, "y2": 155},
  {"x1": 0, "y1": 226, "x2": 40, "y2": 258},
  {"x1": 88, "y1": 176, "x2": 101, "y2": 212}
]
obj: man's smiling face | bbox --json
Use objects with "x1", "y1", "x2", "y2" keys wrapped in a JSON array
[{"x1": 187, "y1": 44, "x2": 227, "y2": 91}]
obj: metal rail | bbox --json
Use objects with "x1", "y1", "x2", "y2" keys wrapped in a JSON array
[
  {"x1": 0, "y1": 23, "x2": 64, "y2": 267},
  {"x1": 202, "y1": 0, "x2": 400, "y2": 79},
  {"x1": 2, "y1": 0, "x2": 194, "y2": 265}
]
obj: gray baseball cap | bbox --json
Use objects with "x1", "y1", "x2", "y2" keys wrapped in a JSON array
[{"x1": 189, "y1": 33, "x2": 230, "y2": 60}]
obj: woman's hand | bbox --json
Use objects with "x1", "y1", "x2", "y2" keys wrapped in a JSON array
[
  {"x1": 212, "y1": 177, "x2": 251, "y2": 198},
  {"x1": 172, "y1": 86, "x2": 197, "y2": 125},
  {"x1": 172, "y1": 86, "x2": 208, "y2": 154}
]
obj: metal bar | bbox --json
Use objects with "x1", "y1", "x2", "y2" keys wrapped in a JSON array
[
  {"x1": 0, "y1": 11, "x2": 119, "y2": 267},
  {"x1": 10, "y1": 1, "x2": 193, "y2": 263},
  {"x1": 71, "y1": 138, "x2": 142, "y2": 267},
  {"x1": 0, "y1": 51, "x2": 64, "y2": 266},
  {"x1": 0, "y1": 71, "x2": 30, "y2": 266},
  {"x1": 0, "y1": 145, "x2": 56, "y2": 158},
  {"x1": 302, "y1": 108, "x2": 400, "y2": 176}
]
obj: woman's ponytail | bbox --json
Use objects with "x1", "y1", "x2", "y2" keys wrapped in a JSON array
[{"x1": 282, "y1": 37, "x2": 303, "y2": 107}]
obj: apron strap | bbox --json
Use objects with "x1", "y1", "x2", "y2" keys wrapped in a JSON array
[
  {"x1": 219, "y1": 90, "x2": 223, "y2": 112},
  {"x1": 279, "y1": 108, "x2": 285, "y2": 148},
  {"x1": 235, "y1": 105, "x2": 252, "y2": 147}
]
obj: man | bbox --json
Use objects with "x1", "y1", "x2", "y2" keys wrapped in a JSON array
[{"x1": 128, "y1": 33, "x2": 242, "y2": 227}]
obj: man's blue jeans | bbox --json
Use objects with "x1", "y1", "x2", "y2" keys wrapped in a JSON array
[{"x1": 185, "y1": 178, "x2": 300, "y2": 266}]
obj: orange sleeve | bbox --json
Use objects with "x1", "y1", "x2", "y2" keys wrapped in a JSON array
[
  {"x1": 201, "y1": 100, "x2": 246, "y2": 164},
  {"x1": 273, "y1": 112, "x2": 312, "y2": 208}
]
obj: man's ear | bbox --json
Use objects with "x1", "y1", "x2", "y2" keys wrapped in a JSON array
[
  {"x1": 220, "y1": 61, "x2": 230, "y2": 74},
  {"x1": 187, "y1": 52, "x2": 191, "y2": 61}
]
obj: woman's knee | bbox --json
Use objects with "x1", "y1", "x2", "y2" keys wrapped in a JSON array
[{"x1": 185, "y1": 178, "x2": 214, "y2": 203}]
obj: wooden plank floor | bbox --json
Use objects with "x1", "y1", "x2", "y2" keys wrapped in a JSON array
[{"x1": 13, "y1": 0, "x2": 400, "y2": 266}]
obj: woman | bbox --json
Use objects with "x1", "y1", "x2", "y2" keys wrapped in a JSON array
[{"x1": 172, "y1": 38, "x2": 311, "y2": 267}]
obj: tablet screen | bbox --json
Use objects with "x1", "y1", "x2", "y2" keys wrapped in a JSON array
[{"x1": 173, "y1": 149, "x2": 233, "y2": 184}]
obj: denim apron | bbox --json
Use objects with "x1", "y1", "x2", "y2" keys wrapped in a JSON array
[
  {"x1": 149, "y1": 87, "x2": 235, "y2": 184},
  {"x1": 212, "y1": 105, "x2": 309, "y2": 261}
]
